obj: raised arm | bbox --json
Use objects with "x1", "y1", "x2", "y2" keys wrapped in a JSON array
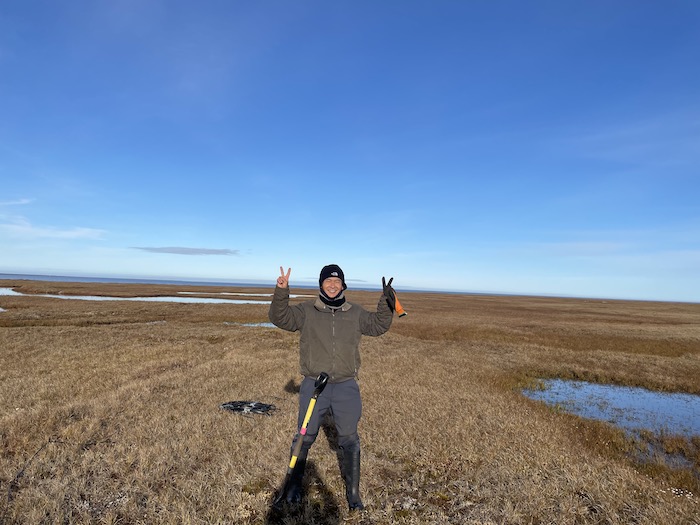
[
  {"x1": 269, "y1": 266, "x2": 305, "y2": 332},
  {"x1": 359, "y1": 277, "x2": 395, "y2": 336}
]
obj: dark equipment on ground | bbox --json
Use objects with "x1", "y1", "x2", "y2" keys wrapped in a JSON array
[{"x1": 220, "y1": 401, "x2": 277, "y2": 416}]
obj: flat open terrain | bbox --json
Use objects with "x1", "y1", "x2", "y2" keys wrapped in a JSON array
[{"x1": 1, "y1": 279, "x2": 698, "y2": 524}]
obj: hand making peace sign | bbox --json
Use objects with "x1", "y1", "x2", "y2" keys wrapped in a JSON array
[{"x1": 277, "y1": 266, "x2": 291, "y2": 288}]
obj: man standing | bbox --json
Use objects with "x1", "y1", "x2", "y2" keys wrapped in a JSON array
[{"x1": 269, "y1": 264, "x2": 396, "y2": 511}]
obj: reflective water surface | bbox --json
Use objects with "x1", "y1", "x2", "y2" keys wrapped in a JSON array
[
  {"x1": 0, "y1": 287, "x2": 270, "y2": 304},
  {"x1": 224, "y1": 322, "x2": 277, "y2": 328},
  {"x1": 523, "y1": 379, "x2": 700, "y2": 438}
]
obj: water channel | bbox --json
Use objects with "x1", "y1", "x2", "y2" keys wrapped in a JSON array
[{"x1": 0, "y1": 287, "x2": 284, "y2": 305}]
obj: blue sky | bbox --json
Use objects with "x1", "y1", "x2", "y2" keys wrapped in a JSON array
[{"x1": 1, "y1": 1, "x2": 699, "y2": 302}]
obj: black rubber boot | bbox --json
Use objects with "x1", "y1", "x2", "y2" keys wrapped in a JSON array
[
  {"x1": 285, "y1": 458, "x2": 306, "y2": 504},
  {"x1": 341, "y1": 446, "x2": 364, "y2": 511}
]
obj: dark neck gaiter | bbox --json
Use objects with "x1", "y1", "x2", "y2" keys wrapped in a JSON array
[{"x1": 319, "y1": 289, "x2": 346, "y2": 308}]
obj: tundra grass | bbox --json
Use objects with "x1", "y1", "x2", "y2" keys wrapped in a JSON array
[{"x1": 0, "y1": 280, "x2": 698, "y2": 524}]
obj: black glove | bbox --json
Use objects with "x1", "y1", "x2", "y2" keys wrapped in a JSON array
[{"x1": 382, "y1": 276, "x2": 396, "y2": 312}]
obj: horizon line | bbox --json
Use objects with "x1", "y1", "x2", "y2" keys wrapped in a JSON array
[{"x1": 0, "y1": 271, "x2": 696, "y2": 305}]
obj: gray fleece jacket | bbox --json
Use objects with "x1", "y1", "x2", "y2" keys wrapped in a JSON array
[{"x1": 268, "y1": 286, "x2": 393, "y2": 383}]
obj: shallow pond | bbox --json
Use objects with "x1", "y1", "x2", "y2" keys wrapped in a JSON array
[
  {"x1": 224, "y1": 321, "x2": 277, "y2": 328},
  {"x1": 523, "y1": 379, "x2": 700, "y2": 438}
]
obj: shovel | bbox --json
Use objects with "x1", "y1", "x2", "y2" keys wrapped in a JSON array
[{"x1": 271, "y1": 372, "x2": 329, "y2": 506}]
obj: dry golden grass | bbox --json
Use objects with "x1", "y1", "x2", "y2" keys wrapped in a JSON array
[{"x1": 0, "y1": 280, "x2": 698, "y2": 524}]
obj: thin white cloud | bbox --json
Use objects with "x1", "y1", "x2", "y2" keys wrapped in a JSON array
[
  {"x1": 132, "y1": 247, "x2": 239, "y2": 256},
  {"x1": 561, "y1": 109, "x2": 700, "y2": 168},
  {"x1": 0, "y1": 217, "x2": 106, "y2": 239},
  {"x1": 528, "y1": 241, "x2": 632, "y2": 257},
  {"x1": 0, "y1": 198, "x2": 33, "y2": 206}
]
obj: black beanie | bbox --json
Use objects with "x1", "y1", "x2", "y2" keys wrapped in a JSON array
[{"x1": 319, "y1": 264, "x2": 347, "y2": 290}]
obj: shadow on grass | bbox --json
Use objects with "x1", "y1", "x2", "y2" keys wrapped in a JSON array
[
  {"x1": 284, "y1": 379, "x2": 300, "y2": 395},
  {"x1": 265, "y1": 460, "x2": 341, "y2": 525},
  {"x1": 266, "y1": 414, "x2": 346, "y2": 524}
]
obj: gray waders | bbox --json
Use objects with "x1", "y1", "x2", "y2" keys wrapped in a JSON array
[{"x1": 283, "y1": 376, "x2": 364, "y2": 511}]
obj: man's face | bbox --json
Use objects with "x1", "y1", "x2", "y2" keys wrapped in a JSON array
[{"x1": 322, "y1": 277, "x2": 344, "y2": 298}]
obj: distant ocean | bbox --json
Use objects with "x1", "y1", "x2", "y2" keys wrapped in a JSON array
[
  {"x1": 0, "y1": 273, "x2": 396, "y2": 292},
  {"x1": 0, "y1": 273, "x2": 499, "y2": 296}
]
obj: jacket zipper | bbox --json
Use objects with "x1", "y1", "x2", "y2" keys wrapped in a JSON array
[{"x1": 330, "y1": 309, "x2": 336, "y2": 381}]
